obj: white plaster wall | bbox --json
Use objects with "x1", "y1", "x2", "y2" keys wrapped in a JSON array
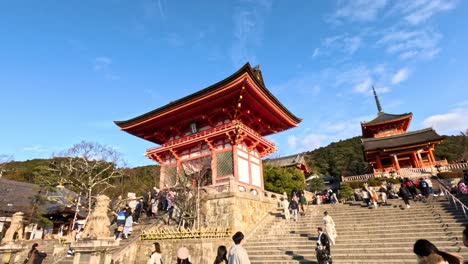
[
  {"x1": 251, "y1": 163, "x2": 261, "y2": 187},
  {"x1": 238, "y1": 158, "x2": 250, "y2": 184}
]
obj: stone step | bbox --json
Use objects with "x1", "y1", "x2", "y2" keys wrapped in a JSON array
[
  {"x1": 246, "y1": 240, "x2": 461, "y2": 249},
  {"x1": 247, "y1": 246, "x2": 464, "y2": 255},
  {"x1": 248, "y1": 199, "x2": 467, "y2": 264}
]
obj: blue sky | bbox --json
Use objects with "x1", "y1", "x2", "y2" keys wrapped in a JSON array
[{"x1": 1, "y1": 0, "x2": 467, "y2": 167}]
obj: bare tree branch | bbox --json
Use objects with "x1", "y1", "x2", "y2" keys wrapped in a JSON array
[{"x1": 43, "y1": 141, "x2": 126, "y2": 212}]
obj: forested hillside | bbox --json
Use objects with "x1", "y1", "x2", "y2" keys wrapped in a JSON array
[{"x1": 1, "y1": 134, "x2": 465, "y2": 193}]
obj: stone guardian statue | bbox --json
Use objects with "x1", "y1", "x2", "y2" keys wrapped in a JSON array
[{"x1": 81, "y1": 195, "x2": 112, "y2": 239}]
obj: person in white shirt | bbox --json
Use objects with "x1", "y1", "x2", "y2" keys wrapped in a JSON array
[
  {"x1": 228, "y1": 231, "x2": 250, "y2": 264},
  {"x1": 148, "y1": 242, "x2": 163, "y2": 264}
]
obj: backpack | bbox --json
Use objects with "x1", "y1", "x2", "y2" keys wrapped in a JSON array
[
  {"x1": 420, "y1": 181, "x2": 428, "y2": 188},
  {"x1": 405, "y1": 181, "x2": 414, "y2": 188}
]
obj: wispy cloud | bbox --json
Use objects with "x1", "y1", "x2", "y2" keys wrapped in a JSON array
[
  {"x1": 285, "y1": 115, "x2": 372, "y2": 153},
  {"x1": 93, "y1": 56, "x2": 119, "y2": 80},
  {"x1": 334, "y1": 66, "x2": 375, "y2": 94},
  {"x1": 230, "y1": 1, "x2": 271, "y2": 67},
  {"x1": 272, "y1": 74, "x2": 322, "y2": 96},
  {"x1": 93, "y1": 57, "x2": 111, "y2": 71},
  {"x1": 378, "y1": 28, "x2": 442, "y2": 60},
  {"x1": 312, "y1": 48, "x2": 319, "y2": 58},
  {"x1": 143, "y1": 0, "x2": 166, "y2": 20},
  {"x1": 393, "y1": 0, "x2": 458, "y2": 25},
  {"x1": 391, "y1": 68, "x2": 410, "y2": 85},
  {"x1": 323, "y1": 34, "x2": 362, "y2": 55},
  {"x1": 329, "y1": 0, "x2": 388, "y2": 23},
  {"x1": 422, "y1": 106, "x2": 468, "y2": 135},
  {"x1": 23, "y1": 145, "x2": 48, "y2": 152}
]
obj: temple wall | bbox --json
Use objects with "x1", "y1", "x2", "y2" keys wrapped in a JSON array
[
  {"x1": 112, "y1": 185, "x2": 282, "y2": 264},
  {"x1": 200, "y1": 188, "x2": 279, "y2": 233}
]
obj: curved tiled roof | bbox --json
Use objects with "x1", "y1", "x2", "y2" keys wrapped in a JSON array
[
  {"x1": 115, "y1": 63, "x2": 301, "y2": 128},
  {"x1": 362, "y1": 112, "x2": 412, "y2": 126},
  {"x1": 362, "y1": 128, "x2": 444, "y2": 151}
]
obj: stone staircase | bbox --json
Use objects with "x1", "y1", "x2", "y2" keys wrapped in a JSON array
[{"x1": 245, "y1": 197, "x2": 468, "y2": 264}]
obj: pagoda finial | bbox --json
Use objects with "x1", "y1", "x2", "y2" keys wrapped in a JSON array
[{"x1": 373, "y1": 86, "x2": 383, "y2": 114}]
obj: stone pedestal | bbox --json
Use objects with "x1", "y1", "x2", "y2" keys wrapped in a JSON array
[
  {"x1": 0, "y1": 243, "x2": 26, "y2": 264},
  {"x1": 71, "y1": 238, "x2": 119, "y2": 264}
]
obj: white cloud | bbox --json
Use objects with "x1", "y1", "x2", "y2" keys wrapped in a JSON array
[
  {"x1": 330, "y1": 0, "x2": 387, "y2": 23},
  {"x1": 312, "y1": 48, "x2": 319, "y2": 58},
  {"x1": 422, "y1": 107, "x2": 468, "y2": 135},
  {"x1": 393, "y1": 0, "x2": 458, "y2": 25},
  {"x1": 352, "y1": 78, "x2": 372, "y2": 93},
  {"x1": 230, "y1": 2, "x2": 271, "y2": 68},
  {"x1": 271, "y1": 74, "x2": 322, "y2": 96},
  {"x1": 391, "y1": 68, "x2": 410, "y2": 85},
  {"x1": 23, "y1": 145, "x2": 48, "y2": 152},
  {"x1": 93, "y1": 57, "x2": 112, "y2": 71},
  {"x1": 373, "y1": 64, "x2": 385, "y2": 75},
  {"x1": 323, "y1": 34, "x2": 362, "y2": 55},
  {"x1": 375, "y1": 86, "x2": 390, "y2": 94},
  {"x1": 143, "y1": 0, "x2": 166, "y2": 20},
  {"x1": 287, "y1": 135, "x2": 297, "y2": 150},
  {"x1": 93, "y1": 56, "x2": 119, "y2": 80},
  {"x1": 378, "y1": 29, "x2": 442, "y2": 60}
]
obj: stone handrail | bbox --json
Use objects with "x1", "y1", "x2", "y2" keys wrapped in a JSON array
[
  {"x1": 434, "y1": 177, "x2": 468, "y2": 219},
  {"x1": 342, "y1": 163, "x2": 468, "y2": 183},
  {"x1": 437, "y1": 162, "x2": 468, "y2": 172},
  {"x1": 200, "y1": 176, "x2": 286, "y2": 202}
]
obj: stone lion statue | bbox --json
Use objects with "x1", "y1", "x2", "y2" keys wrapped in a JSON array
[
  {"x1": 81, "y1": 195, "x2": 112, "y2": 239},
  {"x1": 3, "y1": 212, "x2": 24, "y2": 243}
]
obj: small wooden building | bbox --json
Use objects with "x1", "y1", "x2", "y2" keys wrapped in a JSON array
[{"x1": 263, "y1": 154, "x2": 310, "y2": 174}]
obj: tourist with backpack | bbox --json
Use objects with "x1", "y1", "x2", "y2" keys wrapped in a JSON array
[
  {"x1": 418, "y1": 178, "x2": 430, "y2": 198},
  {"x1": 299, "y1": 190, "x2": 306, "y2": 215},
  {"x1": 404, "y1": 178, "x2": 417, "y2": 198},
  {"x1": 289, "y1": 199, "x2": 299, "y2": 221}
]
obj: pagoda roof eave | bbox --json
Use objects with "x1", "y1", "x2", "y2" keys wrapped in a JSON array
[
  {"x1": 114, "y1": 63, "x2": 302, "y2": 130},
  {"x1": 362, "y1": 127, "x2": 445, "y2": 152},
  {"x1": 361, "y1": 112, "x2": 412, "y2": 127}
]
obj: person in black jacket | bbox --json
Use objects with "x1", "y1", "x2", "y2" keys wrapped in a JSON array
[
  {"x1": 316, "y1": 227, "x2": 332, "y2": 264},
  {"x1": 399, "y1": 184, "x2": 411, "y2": 209},
  {"x1": 25, "y1": 243, "x2": 47, "y2": 264}
]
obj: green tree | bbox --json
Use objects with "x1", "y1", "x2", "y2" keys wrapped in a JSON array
[
  {"x1": 338, "y1": 183, "x2": 354, "y2": 202},
  {"x1": 263, "y1": 165, "x2": 305, "y2": 196},
  {"x1": 434, "y1": 135, "x2": 464, "y2": 162},
  {"x1": 308, "y1": 177, "x2": 324, "y2": 192}
]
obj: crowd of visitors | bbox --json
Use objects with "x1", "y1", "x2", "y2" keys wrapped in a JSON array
[{"x1": 353, "y1": 177, "x2": 437, "y2": 209}]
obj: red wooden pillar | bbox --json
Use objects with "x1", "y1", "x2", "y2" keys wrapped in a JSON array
[
  {"x1": 392, "y1": 154, "x2": 401, "y2": 170},
  {"x1": 376, "y1": 156, "x2": 383, "y2": 172},
  {"x1": 428, "y1": 148, "x2": 436, "y2": 166},
  {"x1": 411, "y1": 152, "x2": 420, "y2": 167}
]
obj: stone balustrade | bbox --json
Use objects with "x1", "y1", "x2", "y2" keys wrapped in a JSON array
[{"x1": 342, "y1": 162, "x2": 468, "y2": 183}]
